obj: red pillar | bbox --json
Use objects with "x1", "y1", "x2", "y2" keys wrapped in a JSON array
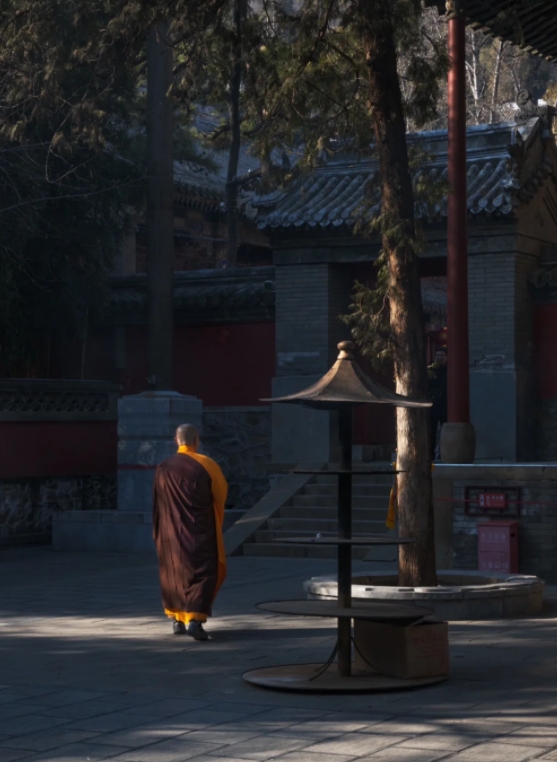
[{"x1": 447, "y1": 3, "x2": 470, "y2": 423}]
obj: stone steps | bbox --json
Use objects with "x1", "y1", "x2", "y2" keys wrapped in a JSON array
[
  {"x1": 267, "y1": 517, "x2": 385, "y2": 533},
  {"x1": 312, "y1": 474, "x2": 393, "y2": 485},
  {"x1": 279, "y1": 505, "x2": 387, "y2": 521},
  {"x1": 242, "y1": 542, "x2": 381, "y2": 560},
  {"x1": 254, "y1": 527, "x2": 388, "y2": 542},
  {"x1": 291, "y1": 494, "x2": 389, "y2": 509},
  {"x1": 240, "y1": 470, "x2": 394, "y2": 559},
  {"x1": 303, "y1": 484, "x2": 392, "y2": 497}
]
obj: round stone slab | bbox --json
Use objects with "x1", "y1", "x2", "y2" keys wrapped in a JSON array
[
  {"x1": 243, "y1": 663, "x2": 447, "y2": 694},
  {"x1": 256, "y1": 599, "x2": 433, "y2": 622},
  {"x1": 303, "y1": 570, "x2": 546, "y2": 620}
]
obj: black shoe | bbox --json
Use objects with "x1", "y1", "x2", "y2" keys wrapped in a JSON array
[
  {"x1": 173, "y1": 620, "x2": 186, "y2": 635},
  {"x1": 186, "y1": 621, "x2": 209, "y2": 641}
]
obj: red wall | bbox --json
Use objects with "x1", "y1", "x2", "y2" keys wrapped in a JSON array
[
  {"x1": 121, "y1": 322, "x2": 275, "y2": 405},
  {"x1": 0, "y1": 422, "x2": 117, "y2": 479},
  {"x1": 50, "y1": 331, "x2": 115, "y2": 382},
  {"x1": 535, "y1": 304, "x2": 557, "y2": 399}
]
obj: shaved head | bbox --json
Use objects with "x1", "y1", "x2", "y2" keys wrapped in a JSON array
[{"x1": 175, "y1": 424, "x2": 200, "y2": 446}]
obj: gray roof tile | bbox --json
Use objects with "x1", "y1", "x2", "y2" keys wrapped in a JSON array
[{"x1": 256, "y1": 121, "x2": 551, "y2": 231}]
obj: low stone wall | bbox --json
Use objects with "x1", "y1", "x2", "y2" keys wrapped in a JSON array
[
  {"x1": 0, "y1": 475, "x2": 116, "y2": 545},
  {"x1": 1, "y1": 393, "x2": 272, "y2": 544},
  {"x1": 0, "y1": 378, "x2": 120, "y2": 545},
  {"x1": 202, "y1": 406, "x2": 272, "y2": 510},
  {"x1": 435, "y1": 464, "x2": 557, "y2": 582}
]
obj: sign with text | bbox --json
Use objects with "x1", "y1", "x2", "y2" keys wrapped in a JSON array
[
  {"x1": 478, "y1": 493, "x2": 507, "y2": 510},
  {"x1": 465, "y1": 486, "x2": 520, "y2": 517}
]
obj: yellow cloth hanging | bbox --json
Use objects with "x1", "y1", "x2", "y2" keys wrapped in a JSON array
[
  {"x1": 386, "y1": 462, "x2": 435, "y2": 529},
  {"x1": 386, "y1": 461, "x2": 397, "y2": 529}
]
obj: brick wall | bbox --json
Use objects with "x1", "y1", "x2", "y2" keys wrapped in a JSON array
[
  {"x1": 469, "y1": 252, "x2": 516, "y2": 368},
  {"x1": 515, "y1": 251, "x2": 538, "y2": 459},
  {"x1": 275, "y1": 263, "x2": 350, "y2": 377},
  {"x1": 468, "y1": 242, "x2": 538, "y2": 460},
  {"x1": 534, "y1": 304, "x2": 557, "y2": 459}
]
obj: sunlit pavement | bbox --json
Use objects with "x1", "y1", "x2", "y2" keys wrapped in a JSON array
[{"x1": 1, "y1": 547, "x2": 557, "y2": 762}]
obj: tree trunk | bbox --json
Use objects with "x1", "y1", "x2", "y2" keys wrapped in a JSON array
[
  {"x1": 146, "y1": 23, "x2": 174, "y2": 390},
  {"x1": 225, "y1": 0, "x2": 246, "y2": 267},
  {"x1": 360, "y1": 4, "x2": 437, "y2": 587},
  {"x1": 490, "y1": 40, "x2": 504, "y2": 122}
]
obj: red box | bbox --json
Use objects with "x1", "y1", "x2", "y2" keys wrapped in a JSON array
[{"x1": 478, "y1": 520, "x2": 518, "y2": 574}]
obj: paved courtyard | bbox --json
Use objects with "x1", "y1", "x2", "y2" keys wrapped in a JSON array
[{"x1": 1, "y1": 547, "x2": 557, "y2": 762}]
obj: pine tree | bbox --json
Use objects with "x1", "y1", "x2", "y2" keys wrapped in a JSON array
[{"x1": 236, "y1": 0, "x2": 449, "y2": 585}]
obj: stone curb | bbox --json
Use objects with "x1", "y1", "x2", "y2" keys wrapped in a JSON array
[{"x1": 303, "y1": 569, "x2": 545, "y2": 619}]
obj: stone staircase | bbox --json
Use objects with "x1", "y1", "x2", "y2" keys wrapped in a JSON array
[{"x1": 241, "y1": 470, "x2": 396, "y2": 560}]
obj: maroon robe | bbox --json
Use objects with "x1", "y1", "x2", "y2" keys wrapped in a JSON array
[{"x1": 153, "y1": 453, "x2": 218, "y2": 616}]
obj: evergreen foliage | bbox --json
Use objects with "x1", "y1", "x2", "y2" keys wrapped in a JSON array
[
  {"x1": 0, "y1": 0, "x2": 145, "y2": 374},
  {"x1": 0, "y1": 0, "x2": 213, "y2": 375}
]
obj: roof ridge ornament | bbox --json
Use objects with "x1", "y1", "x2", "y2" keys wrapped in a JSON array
[
  {"x1": 516, "y1": 90, "x2": 556, "y2": 126},
  {"x1": 337, "y1": 340, "x2": 355, "y2": 360},
  {"x1": 445, "y1": 0, "x2": 465, "y2": 20}
]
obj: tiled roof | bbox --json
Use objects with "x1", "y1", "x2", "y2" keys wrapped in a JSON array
[
  {"x1": 424, "y1": 0, "x2": 557, "y2": 63},
  {"x1": 255, "y1": 121, "x2": 555, "y2": 231},
  {"x1": 422, "y1": 277, "x2": 447, "y2": 316},
  {"x1": 173, "y1": 108, "x2": 260, "y2": 207}
]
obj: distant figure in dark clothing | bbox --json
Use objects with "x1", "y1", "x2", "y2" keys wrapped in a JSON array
[
  {"x1": 152, "y1": 424, "x2": 227, "y2": 641},
  {"x1": 428, "y1": 348, "x2": 448, "y2": 460}
]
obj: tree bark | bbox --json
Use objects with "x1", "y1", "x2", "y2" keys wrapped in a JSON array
[
  {"x1": 360, "y1": 3, "x2": 437, "y2": 587},
  {"x1": 225, "y1": 0, "x2": 246, "y2": 267},
  {"x1": 146, "y1": 23, "x2": 174, "y2": 390},
  {"x1": 490, "y1": 40, "x2": 504, "y2": 122}
]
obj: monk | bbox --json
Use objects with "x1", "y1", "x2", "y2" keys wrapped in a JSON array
[{"x1": 152, "y1": 423, "x2": 227, "y2": 641}]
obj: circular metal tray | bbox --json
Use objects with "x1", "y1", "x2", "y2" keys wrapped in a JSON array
[
  {"x1": 272, "y1": 535, "x2": 415, "y2": 546},
  {"x1": 243, "y1": 663, "x2": 447, "y2": 693},
  {"x1": 256, "y1": 599, "x2": 433, "y2": 621},
  {"x1": 291, "y1": 469, "x2": 403, "y2": 475}
]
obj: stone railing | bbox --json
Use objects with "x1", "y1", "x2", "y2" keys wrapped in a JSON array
[{"x1": 0, "y1": 379, "x2": 120, "y2": 422}]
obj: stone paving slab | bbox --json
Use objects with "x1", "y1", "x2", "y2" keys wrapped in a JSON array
[{"x1": 1, "y1": 548, "x2": 557, "y2": 762}]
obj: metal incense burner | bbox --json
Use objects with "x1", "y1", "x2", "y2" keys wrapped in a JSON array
[{"x1": 242, "y1": 342, "x2": 444, "y2": 693}]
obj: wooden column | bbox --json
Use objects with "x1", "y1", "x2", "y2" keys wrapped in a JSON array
[
  {"x1": 146, "y1": 23, "x2": 174, "y2": 391},
  {"x1": 447, "y1": 0, "x2": 470, "y2": 423}
]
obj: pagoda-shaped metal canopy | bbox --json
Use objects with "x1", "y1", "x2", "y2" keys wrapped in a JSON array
[
  {"x1": 246, "y1": 340, "x2": 437, "y2": 693},
  {"x1": 263, "y1": 341, "x2": 431, "y2": 410}
]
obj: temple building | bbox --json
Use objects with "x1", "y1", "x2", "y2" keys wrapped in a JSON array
[
  {"x1": 52, "y1": 116, "x2": 557, "y2": 466},
  {"x1": 9, "y1": 114, "x2": 557, "y2": 578},
  {"x1": 254, "y1": 118, "x2": 557, "y2": 464}
]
